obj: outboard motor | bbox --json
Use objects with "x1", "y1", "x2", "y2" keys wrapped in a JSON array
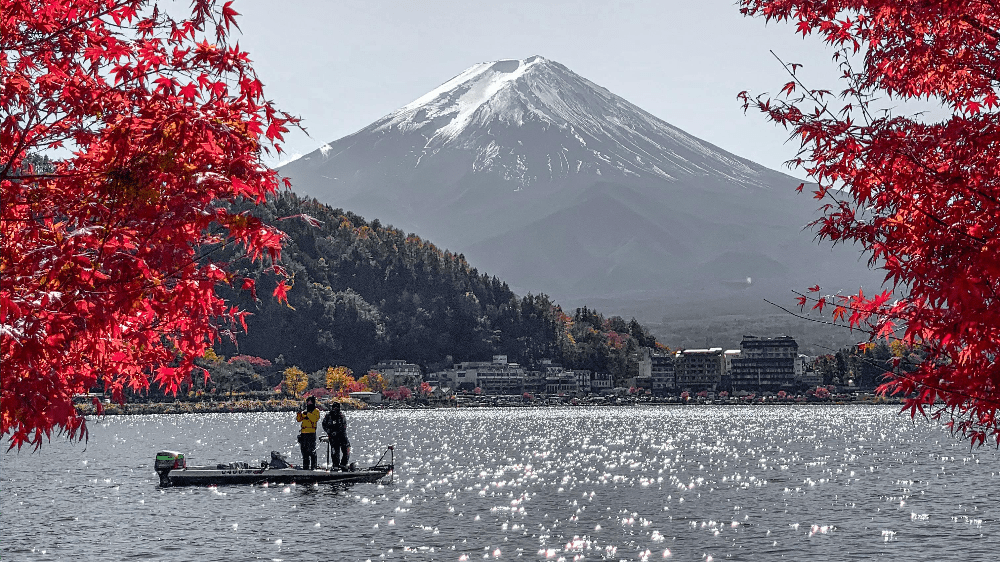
[{"x1": 155, "y1": 451, "x2": 185, "y2": 487}]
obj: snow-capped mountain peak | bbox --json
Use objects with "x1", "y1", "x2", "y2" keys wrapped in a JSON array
[{"x1": 357, "y1": 55, "x2": 774, "y2": 189}]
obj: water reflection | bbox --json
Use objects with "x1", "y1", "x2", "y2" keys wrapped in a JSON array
[{"x1": 2, "y1": 406, "x2": 998, "y2": 561}]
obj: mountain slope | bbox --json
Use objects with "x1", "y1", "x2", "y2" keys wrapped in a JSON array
[
  {"x1": 212, "y1": 192, "x2": 659, "y2": 380},
  {"x1": 280, "y1": 56, "x2": 882, "y2": 324}
]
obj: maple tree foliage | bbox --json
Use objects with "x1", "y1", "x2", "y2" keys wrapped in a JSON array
[
  {"x1": 358, "y1": 371, "x2": 388, "y2": 393},
  {"x1": 1, "y1": 0, "x2": 299, "y2": 448},
  {"x1": 282, "y1": 367, "x2": 308, "y2": 398},
  {"x1": 324, "y1": 366, "x2": 357, "y2": 397},
  {"x1": 739, "y1": 1, "x2": 1000, "y2": 445},
  {"x1": 419, "y1": 381, "x2": 433, "y2": 396}
]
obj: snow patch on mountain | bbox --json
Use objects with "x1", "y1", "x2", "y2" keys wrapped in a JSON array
[
  {"x1": 398, "y1": 57, "x2": 544, "y2": 142},
  {"x1": 275, "y1": 152, "x2": 303, "y2": 167}
]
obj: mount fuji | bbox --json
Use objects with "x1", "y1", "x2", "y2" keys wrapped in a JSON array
[{"x1": 280, "y1": 56, "x2": 880, "y2": 328}]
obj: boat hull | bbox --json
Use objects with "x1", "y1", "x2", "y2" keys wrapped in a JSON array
[{"x1": 161, "y1": 465, "x2": 392, "y2": 487}]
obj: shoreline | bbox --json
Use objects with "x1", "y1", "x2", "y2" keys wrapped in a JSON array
[{"x1": 76, "y1": 394, "x2": 902, "y2": 416}]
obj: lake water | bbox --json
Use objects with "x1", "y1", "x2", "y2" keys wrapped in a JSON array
[{"x1": 2, "y1": 405, "x2": 998, "y2": 561}]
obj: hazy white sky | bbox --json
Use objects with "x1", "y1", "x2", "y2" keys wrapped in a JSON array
[{"x1": 234, "y1": 1, "x2": 848, "y2": 174}]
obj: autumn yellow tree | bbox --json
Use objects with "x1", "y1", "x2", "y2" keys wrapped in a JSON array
[
  {"x1": 358, "y1": 371, "x2": 388, "y2": 393},
  {"x1": 325, "y1": 366, "x2": 356, "y2": 395},
  {"x1": 202, "y1": 349, "x2": 224, "y2": 364},
  {"x1": 282, "y1": 367, "x2": 308, "y2": 398}
]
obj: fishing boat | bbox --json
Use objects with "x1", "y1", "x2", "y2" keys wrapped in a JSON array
[{"x1": 154, "y1": 445, "x2": 393, "y2": 487}]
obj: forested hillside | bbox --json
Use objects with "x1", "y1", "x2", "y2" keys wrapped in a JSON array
[{"x1": 213, "y1": 193, "x2": 660, "y2": 380}]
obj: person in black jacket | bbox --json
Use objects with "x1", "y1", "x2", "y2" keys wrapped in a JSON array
[{"x1": 322, "y1": 401, "x2": 350, "y2": 470}]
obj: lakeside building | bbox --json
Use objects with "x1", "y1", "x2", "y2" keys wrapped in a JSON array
[
  {"x1": 426, "y1": 363, "x2": 475, "y2": 390},
  {"x1": 729, "y1": 335, "x2": 799, "y2": 392},
  {"x1": 721, "y1": 349, "x2": 741, "y2": 393},
  {"x1": 626, "y1": 348, "x2": 655, "y2": 391},
  {"x1": 635, "y1": 374, "x2": 654, "y2": 392},
  {"x1": 371, "y1": 360, "x2": 422, "y2": 387},
  {"x1": 723, "y1": 349, "x2": 741, "y2": 376},
  {"x1": 432, "y1": 356, "x2": 526, "y2": 394},
  {"x1": 451, "y1": 363, "x2": 480, "y2": 391},
  {"x1": 523, "y1": 371, "x2": 547, "y2": 395},
  {"x1": 539, "y1": 359, "x2": 564, "y2": 376},
  {"x1": 797, "y1": 354, "x2": 823, "y2": 387},
  {"x1": 540, "y1": 369, "x2": 605, "y2": 396},
  {"x1": 376, "y1": 339, "x2": 815, "y2": 398},
  {"x1": 650, "y1": 353, "x2": 675, "y2": 395},
  {"x1": 349, "y1": 391, "x2": 383, "y2": 404},
  {"x1": 524, "y1": 360, "x2": 610, "y2": 396},
  {"x1": 591, "y1": 372, "x2": 613, "y2": 393},
  {"x1": 636, "y1": 348, "x2": 652, "y2": 381},
  {"x1": 674, "y1": 348, "x2": 724, "y2": 391},
  {"x1": 545, "y1": 373, "x2": 578, "y2": 395},
  {"x1": 426, "y1": 385, "x2": 452, "y2": 400},
  {"x1": 476, "y1": 355, "x2": 526, "y2": 394},
  {"x1": 528, "y1": 368, "x2": 611, "y2": 396}
]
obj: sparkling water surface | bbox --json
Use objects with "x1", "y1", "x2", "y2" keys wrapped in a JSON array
[{"x1": 3, "y1": 405, "x2": 998, "y2": 561}]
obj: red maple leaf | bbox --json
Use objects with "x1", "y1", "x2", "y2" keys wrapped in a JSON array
[
  {"x1": 741, "y1": 0, "x2": 1000, "y2": 446},
  {"x1": 1, "y1": 0, "x2": 301, "y2": 450}
]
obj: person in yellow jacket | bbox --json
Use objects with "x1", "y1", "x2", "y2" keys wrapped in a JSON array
[{"x1": 296, "y1": 396, "x2": 320, "y2": 470}]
